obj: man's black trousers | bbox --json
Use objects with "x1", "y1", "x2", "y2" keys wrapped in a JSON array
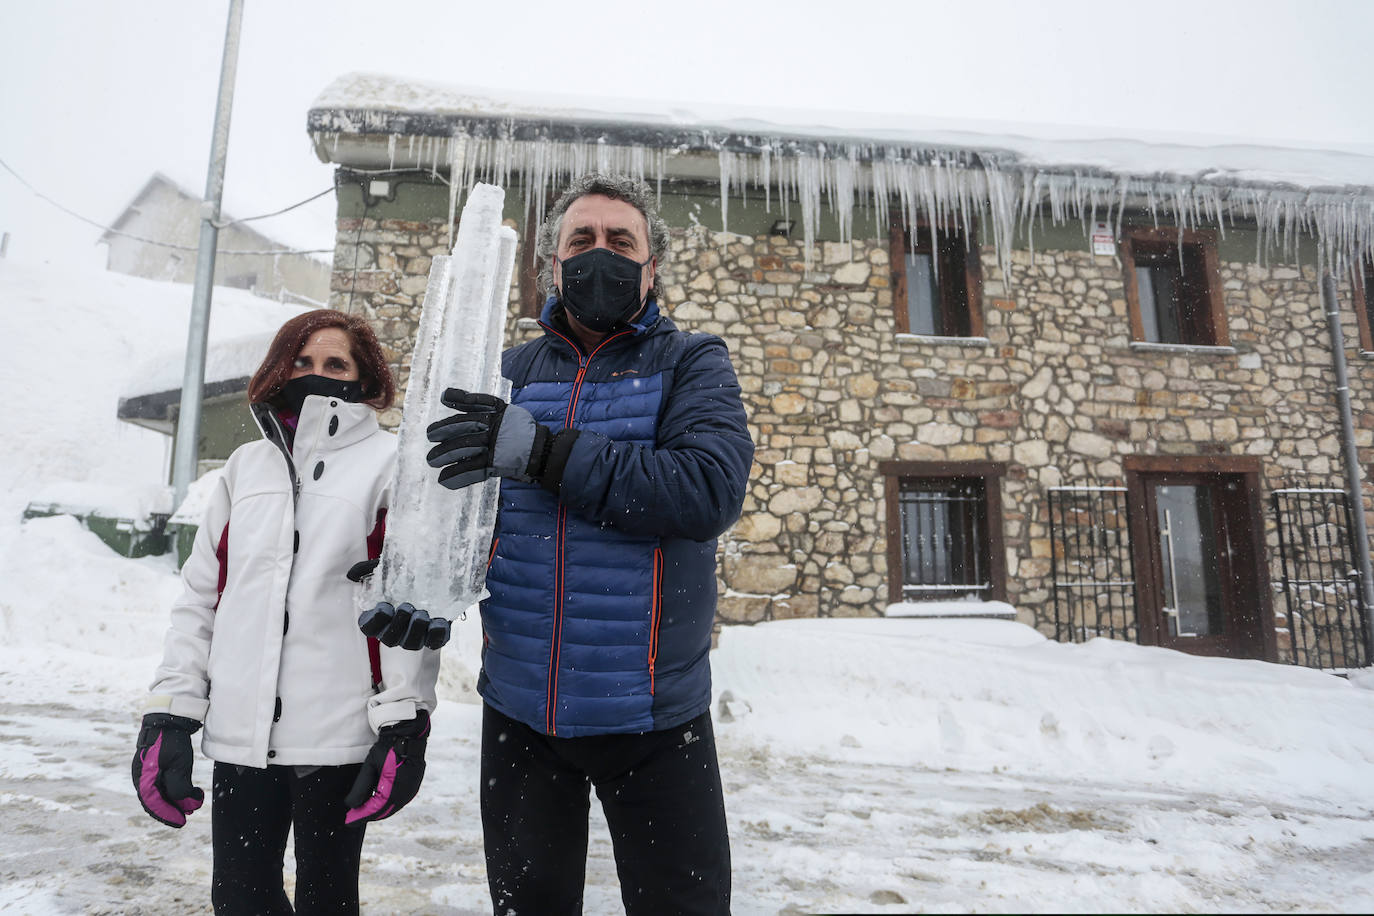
[
  {"x1": 481, "y1": 703, "x2": 731, "y2": 915},
  {"x1": 210, "y1": 761, "x2": 367, "y2": 915}
]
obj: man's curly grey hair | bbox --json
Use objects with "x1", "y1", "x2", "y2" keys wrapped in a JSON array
[{"x1": 534, "y1": 173, "x2": 670, "y2": 303}]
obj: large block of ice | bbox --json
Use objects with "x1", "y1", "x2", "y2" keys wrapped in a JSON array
[{"x1": 365, "y1": 183, "x2": 517, "y2": 653}]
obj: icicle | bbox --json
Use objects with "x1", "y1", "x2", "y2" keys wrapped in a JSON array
[
  {"x1": 718, "y1": 149, "x2": 733, "y2": 236},
  {"x1": 447, "y1": 133, "x2": 468, "y2": 249},
  {"x1": 337, "y1": 125, "x2": 1374, "y2": 285}
]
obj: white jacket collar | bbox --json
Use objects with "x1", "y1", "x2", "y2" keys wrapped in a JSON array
[
  {"x1": 295, "y1": 395, "x2": 379, "y2": 451},
  {"x1": 251, "y1": 397, "x2": 380, "y2": 455}
]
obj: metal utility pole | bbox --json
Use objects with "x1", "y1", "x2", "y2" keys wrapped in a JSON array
[
  {"x1": 1322, "y1": 271, "x2": 1374, "y2": 658},
  {"x1": 171, "y1": 0, "x2": 245, "y2": 507}
]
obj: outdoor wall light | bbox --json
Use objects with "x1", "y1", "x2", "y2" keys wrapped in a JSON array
[{"x1": 769, "y1": 219, "x2": 794, "y2": 238}]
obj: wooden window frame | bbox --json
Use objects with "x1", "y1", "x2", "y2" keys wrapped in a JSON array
[
  {"x1": 517, "y1": 189, "x2": 563, "y2": 320},
  {"x1": 1351, "y1": 258, "x2": 1374, "y2": 352},
  {"x1": 888, "y1": 214, "x2": 984, "y2": 338},
  {"x1": 518, "y1": 209, "x2": 545, "y2": 319},
  {"x1": 880, "y1": 460, "x2": 1006, "y2": 604},
  {"x1": 1121, "y1": 226, "x2": 1228, "y2": 347}
]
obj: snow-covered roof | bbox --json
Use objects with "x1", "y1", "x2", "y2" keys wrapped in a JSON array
[
  {"x1": 120, "y1": 330, "x2": 289, "y2": 403},
  {"x1": 101, "y1": 171, "x2": 335, "y2": 262},
  {"x1": 308, "y1": 72, "x2": 1374, "y2": 273},
  {"x1": 310, "y1": 72, "x2": 1374, "y2": 192}
]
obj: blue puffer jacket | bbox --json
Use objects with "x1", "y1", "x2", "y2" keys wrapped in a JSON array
[{"x1": 478, "y1": 298, "x2": 754, "y2": 737}]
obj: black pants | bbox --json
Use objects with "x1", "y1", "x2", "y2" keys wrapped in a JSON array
[
  {"x1": 210, "y1": 762, "x2": 367, "y2": 916},
  {"x1": 481, "y1": 704, "x2": 731, "y2": 915}
]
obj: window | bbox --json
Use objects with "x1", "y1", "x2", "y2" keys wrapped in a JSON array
[
  {"x1": 882, "y1": 461, "x2": 1006, "y2": 603},
  {"x1": 1353, "y1": 257, "x2": 1374, "y2": 351},
  {"x1": 519, "y1": 192, "x2": 559, "y2": 319},
  {"x1": 518, "y1": 212, "x2": 543, "y2": 319},
  {"x1": 225, "y1": 272, "x2": 258, "y2": 291},
  {"x1": 1122, "y1": 227, "x2": 1227, "y2": 346},
  {"x1": 889, "y1": 216, "x2": 983, "y2": 337}
]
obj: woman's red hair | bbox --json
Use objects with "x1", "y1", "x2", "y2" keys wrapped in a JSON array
[{"x1": 248, "y1": 309, "x2": 395, "y2": 410}]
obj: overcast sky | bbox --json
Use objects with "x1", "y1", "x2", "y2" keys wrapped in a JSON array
[{"x1": 3, "y1": 0, "x2": 1371, "y2": 265}]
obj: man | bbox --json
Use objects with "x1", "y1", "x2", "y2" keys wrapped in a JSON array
[{"x1": 370, "y1": 173, "x2": 753, "y2": 914}]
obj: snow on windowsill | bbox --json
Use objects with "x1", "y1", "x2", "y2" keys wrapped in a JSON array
[
  {"x1": 1127, "y1": 341, "x2": 1237, "y2": 356},
  {"x1": 894, "y1": 334, "x2": 993, "y2": 348},
  {"x1": 886, "y1": 599, "x2": 1017, "y2": 619}
]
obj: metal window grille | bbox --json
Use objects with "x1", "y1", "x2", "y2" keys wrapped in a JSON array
[
  {"x1": 1049, "y1": 485, "x2": 1137, "y2": 643},
  {"x1": 899, "y1": 479, "x2": 989, "y2": 600},
  {"x1": 1272, "y1": 486, "x2": 1370, "y2": 670}
]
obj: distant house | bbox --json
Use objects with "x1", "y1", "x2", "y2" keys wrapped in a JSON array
[
  {"x1": 100, "y1": 172, "x2": 331, "y2": 305},
  {"x1": 304, "y1": 72, "x2": 1374, "y2": 670}
]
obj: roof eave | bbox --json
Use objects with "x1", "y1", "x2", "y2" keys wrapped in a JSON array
[{"x1": 306, "y1": 105, "x2": 1374, "y2": 201}]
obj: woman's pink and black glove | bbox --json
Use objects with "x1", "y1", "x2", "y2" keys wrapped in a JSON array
[
  {"x1": 343, "y1": 709, "x2": 430, "y2": 824},
  {"x1": 131, "y1": 713, "x2": 204, "y2": 828},
  {"x1": 426, "y1": 388, "x2": 577, "y2": 493}
]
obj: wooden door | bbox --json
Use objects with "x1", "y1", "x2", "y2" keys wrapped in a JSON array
[{"x1": 1133, "y1": 472, "x2": 1267, "y2": 658}]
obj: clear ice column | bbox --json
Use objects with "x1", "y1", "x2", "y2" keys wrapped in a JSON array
[{"x1": 365, "y1": 182, "x2": 518, "y2": 633}]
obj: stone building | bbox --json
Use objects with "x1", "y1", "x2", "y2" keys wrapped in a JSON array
[{"x1": 304, "y1": 73, "x2": 1374, "y2": 670}]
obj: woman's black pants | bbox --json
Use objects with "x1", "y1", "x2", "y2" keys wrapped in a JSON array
[
  {"x1": 210, "y1": 761, "x2": 366, "y2": 915},
  {"x1": 481, "y1": 703, "x2": 732, "y2": 915}
]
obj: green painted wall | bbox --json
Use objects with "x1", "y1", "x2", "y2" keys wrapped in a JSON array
[
  {"x1": 332, "y1": 172, "x2": 1315, "y2": 265},
  {"x1": 166, "y1": 397, "x2": 260, "y2": 484}
]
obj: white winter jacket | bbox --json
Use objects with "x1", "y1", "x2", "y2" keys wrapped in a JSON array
[{"x1": 146, "y1": 394, "x2": 439, "y2": 768}]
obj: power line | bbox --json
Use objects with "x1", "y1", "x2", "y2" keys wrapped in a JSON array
[
  {"x1": 0, "y1": 154, "x2": 335, "y2": 256},
  {"x1": 210, "y1": 186, "x2": 334, "y2": 229}
]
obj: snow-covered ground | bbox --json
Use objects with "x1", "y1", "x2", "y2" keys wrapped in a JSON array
[
  {"x1": 4, "y1": 252, "x2": 1374, "y2": 913},
  {"x1": 3, "y1": 519, "x2": 1374, "y2": 914}
]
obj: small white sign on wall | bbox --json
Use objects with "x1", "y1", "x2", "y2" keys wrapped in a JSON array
[{"x1": 1091, "y1": 221, "x2": 1116, "y2": 256}]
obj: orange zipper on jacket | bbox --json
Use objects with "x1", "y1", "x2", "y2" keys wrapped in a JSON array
[
  {"x1": 648, "y1": 547, "x2": 663, "y2": 695},
  {"x1": 541, "y1": 324, "x2": 634, "y2": 736}
]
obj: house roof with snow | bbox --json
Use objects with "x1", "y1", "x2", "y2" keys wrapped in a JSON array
[
  {"x1": 101, "y1": 172, "x2": 333, "y2": 262},
  {"x1": 102, "y1": 173, "x2": 270, "y2": 250},
  {"x1": 118, "y1": 326, "x2": 307, "y2": 434},
  {"x1": 307, "y1": 72, "x2": 1374, "y2": 273}
]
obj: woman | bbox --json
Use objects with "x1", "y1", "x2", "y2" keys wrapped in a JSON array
[{"x1": 131, "y1": 309, "x2": 439, "y2": 915}]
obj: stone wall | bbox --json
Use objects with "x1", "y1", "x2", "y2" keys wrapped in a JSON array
[{"x1": 329, "y1": 211, "x2": 1374, "y2": 650}]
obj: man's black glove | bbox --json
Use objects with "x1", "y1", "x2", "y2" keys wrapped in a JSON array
[
  {"x1": 131, "y1": 713, "x2": 204, "y2": 828},
  {"x1": 359, "y1": 601, "x2": 451, "y2": 650},
  {"x1": 426, "y1": 389, "x2": 567, "y2": 491},
  {"x1": 343, "y1": 709, "x2": 430, "y2": 824}
]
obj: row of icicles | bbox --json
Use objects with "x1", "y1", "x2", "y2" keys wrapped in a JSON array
[{"x1": 321, "y1": 127, "x2": 1374, "y2": 282}]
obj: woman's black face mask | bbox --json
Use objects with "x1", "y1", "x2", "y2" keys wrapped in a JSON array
[
  {"x1": 279, "y1": 374, "x2": 364, "y2": 415},
  {"x1": 556, "y1": 248, "x2": 651, "y2": 333}
]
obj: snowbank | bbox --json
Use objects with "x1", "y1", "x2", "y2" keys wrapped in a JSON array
[
  {"x1": 0, "y1": 254, "x2": 306, "y2": 521},
  {"x1": 27, "y1": 480, "x2": 173, "y2": 521},
  {"x1": 712, "y1": 617, "x2": 1374, "y2": 808}
]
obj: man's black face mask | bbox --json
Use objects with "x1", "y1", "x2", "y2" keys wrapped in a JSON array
[
  {"x1": 279, "y1": 374, "x2": 364, "y2": 415},
  {"x1": 556, "y1": 248, "x2": 651, "y2": 333}
]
